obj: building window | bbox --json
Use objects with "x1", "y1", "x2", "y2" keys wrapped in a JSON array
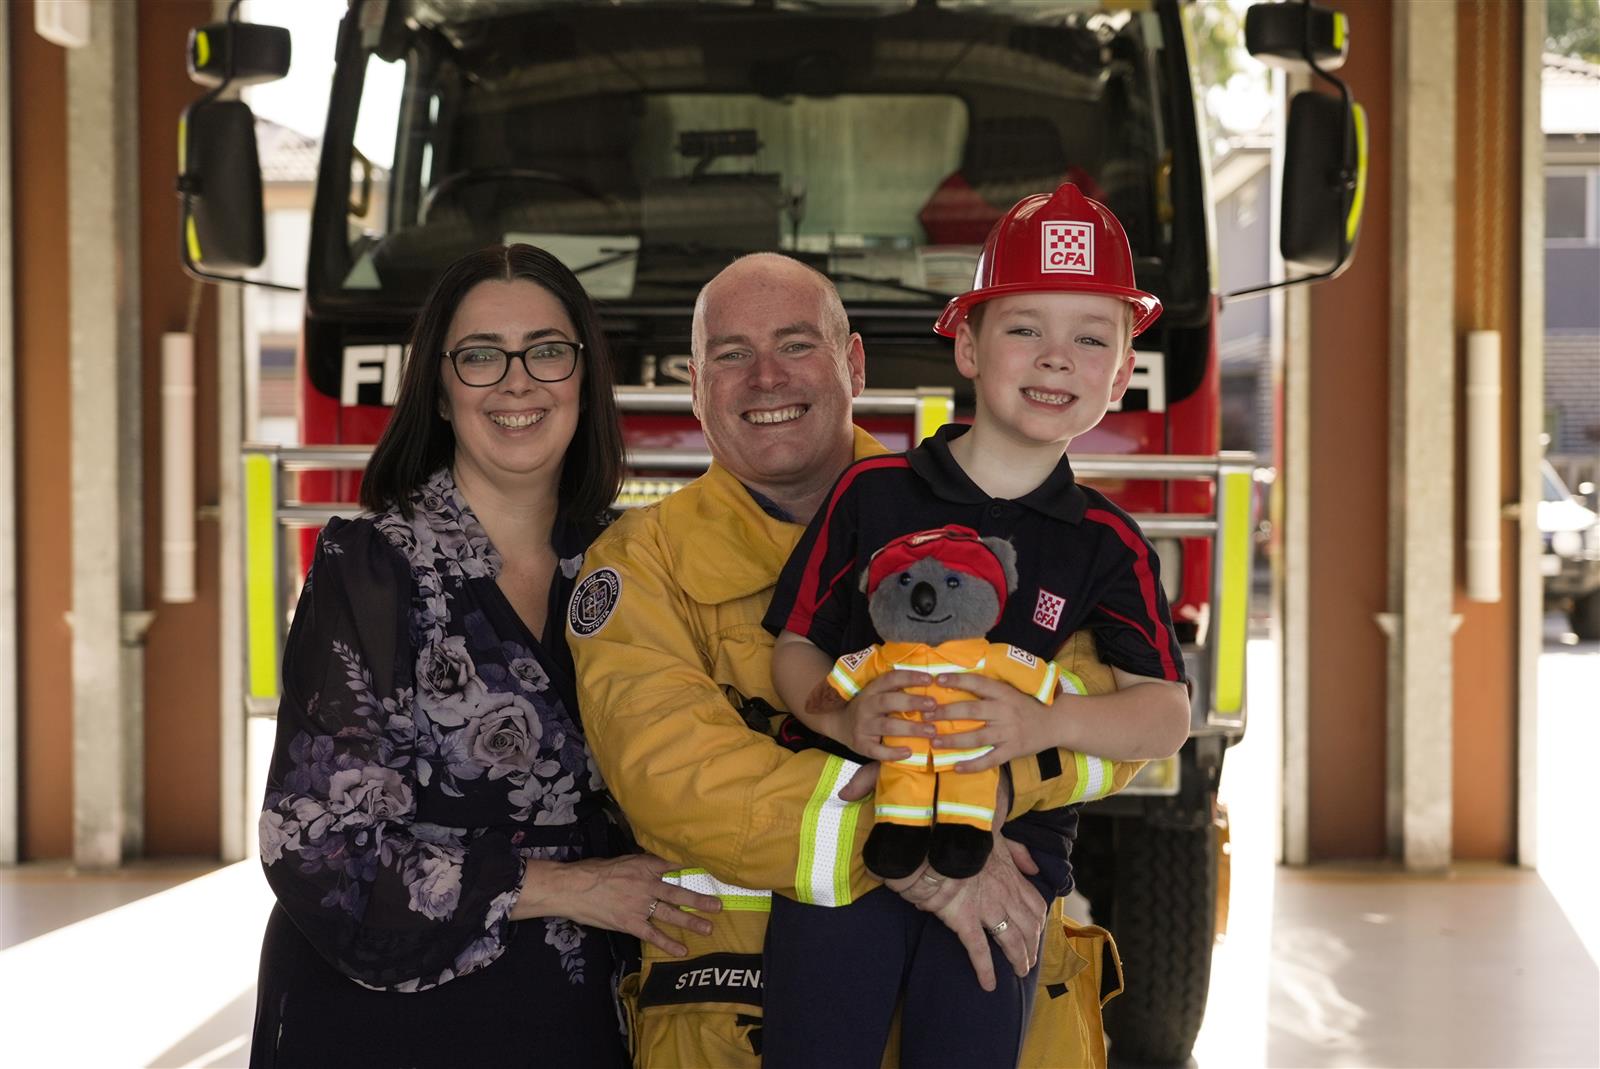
[{"x1": 1547, "y1": 169, "x2": 1599, "y2": 244}]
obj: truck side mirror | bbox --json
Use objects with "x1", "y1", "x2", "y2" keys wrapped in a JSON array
[
  {"x1": 1281, "y1": 90, "x2": 1368, "y2": 274},
  {"x1": 177, "y1": 16, "x2": 295, "y2": 287},
  {"x1": 187, "y1": 21, "x2": 290, "y2": 88},
  {"x1": 1245, "y1": 2, "x2": 1348, "y2": 72},
  {"x1": 178, "y1": 98, "x2": 265, "y2": 273},
  {"x1": 1226, "y1": 1, "x2": 1368, "y2": 298}
]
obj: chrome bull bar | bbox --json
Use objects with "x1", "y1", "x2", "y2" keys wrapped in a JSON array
[{"x1": 241, "y1": 386, "x2": 1259, "y2": 802}]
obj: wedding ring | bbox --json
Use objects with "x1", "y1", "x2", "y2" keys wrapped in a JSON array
[
  {"x1": 988, "y1": 919, "x2": 1010, "y2": 936},
  {"x1": 920, "y1": 873, "x2": 944, "y2": 886},
  {"x1": 646, "y1": 898, "x2": 660, "y2": 921}
]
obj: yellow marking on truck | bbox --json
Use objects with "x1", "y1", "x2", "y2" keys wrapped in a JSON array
[
  {"x1": 915, "y1": 394, "x2": 953, "y2": 443},
  {"x1": 1214, "y1": 471, "x2": 1251, "y2": 715},
  {"x1": 245, "y1": 454, "x2": 278, "y2": 699},
  {"x1": 1346, "y1": 103, "x2": 1369, "y2": 245}
]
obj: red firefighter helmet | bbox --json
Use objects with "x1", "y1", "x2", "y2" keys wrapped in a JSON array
[{"x1": 933, "y1": 182, "x2": 1162, "y2": 339}]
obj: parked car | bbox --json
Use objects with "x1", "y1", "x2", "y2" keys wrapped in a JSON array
[{"x1": 1540, "y1": 460, "x2": 1600, "y2": 640}]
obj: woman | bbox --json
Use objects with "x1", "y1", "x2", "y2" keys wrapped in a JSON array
[{"x1": 251, "y1": 245, "x2": 718, "y2": 1068}]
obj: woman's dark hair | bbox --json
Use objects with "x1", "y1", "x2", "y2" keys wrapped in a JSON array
[{"x1": 360, "y1": 244, "x2": 625, "y2": 527}]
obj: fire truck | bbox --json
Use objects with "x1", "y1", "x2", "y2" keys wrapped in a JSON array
[{"x1": 179, "y1": 1, "x2": 1364, "y2": 1060}]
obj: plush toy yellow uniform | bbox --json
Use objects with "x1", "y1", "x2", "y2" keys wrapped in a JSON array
[{"x1": 828, "y1": 525, "x2": 1084, "y2": 879}]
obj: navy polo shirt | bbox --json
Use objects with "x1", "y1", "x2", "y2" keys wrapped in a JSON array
[{"x1": 764, "y1": 423, "x2": 1186, "y2": 684}]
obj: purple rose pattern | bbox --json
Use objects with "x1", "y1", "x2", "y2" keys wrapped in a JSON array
[{"x1": 260, "y1": 468, "x2": 604, "y2": 993}]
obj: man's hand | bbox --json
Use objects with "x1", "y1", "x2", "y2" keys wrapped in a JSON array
[
  {"x1": 927, "y1": 673, "x2": 1058, "y2": 773},
  {"x1": 884, "y1": 838, "x2": 1047, "y2": 992},
  {"x1": 810, "y1": 669, "x2": 936, "y2": 762}
]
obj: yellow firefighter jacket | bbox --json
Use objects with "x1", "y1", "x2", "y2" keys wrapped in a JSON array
[{"x1": 570, "y1": 427, "x2": 1141, "y2": 1068}]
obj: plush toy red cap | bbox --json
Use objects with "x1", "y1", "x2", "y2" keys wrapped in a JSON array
[{"x1": 865, "y1": 525, "x2": 1008, "y2": 618}]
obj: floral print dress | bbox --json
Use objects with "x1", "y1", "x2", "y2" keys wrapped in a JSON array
[{"x1": 250, "y1": 470, "x2": 629, "y2": 1069}]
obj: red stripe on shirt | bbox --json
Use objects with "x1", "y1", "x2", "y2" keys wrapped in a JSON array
[
  {"x1": 784, "y1": 456, "x2": 912, "y2": 636},
  {"x1": 1083, "y1": 508, "x2": 1180, "y2": 681}
]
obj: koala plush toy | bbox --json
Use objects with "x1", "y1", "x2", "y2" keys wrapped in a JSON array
[{"x1": 827, "y1": 525, "x2": 1065, "y2": 880}]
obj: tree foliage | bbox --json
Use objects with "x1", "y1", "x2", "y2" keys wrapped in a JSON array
[
  {"x1": 1188, "y1": 0, "x2": 1248, "y2": 91},
  {"x1": 1548, "y1": 0, "x2": 1600, "y2": 64},
  {"x1": 1184, "y1": 0, "x2": 1265, "y2": 147}
]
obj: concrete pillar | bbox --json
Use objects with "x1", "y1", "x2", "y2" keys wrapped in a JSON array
[
  {"x1": 0, "y1": 13, "x2": 17, "y2": 866},
  {"x1": 1386, "y1": 1, "x2": 1456, "y2": 871},
  {"x1": 1515, "y1": 0, "x2": 1546, "y2": 869},
  {"x1": 218, "y1": 279, "x2": 247, "y2": 862},
  {"x1": 68, "y1": 0, "x2": 145, "y2": 867}
]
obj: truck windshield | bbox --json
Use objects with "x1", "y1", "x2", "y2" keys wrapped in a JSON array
[{"x1": 309, "y1": 0, "x2": 1203, "y2": 319}]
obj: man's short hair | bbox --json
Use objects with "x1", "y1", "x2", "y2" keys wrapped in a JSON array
[{"x1": 691, "y1": 253, "x2": 851, "y2": 363}]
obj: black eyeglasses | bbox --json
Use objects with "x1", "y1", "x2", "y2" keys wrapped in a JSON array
[{"x1": 441, "y1": 341, "x2": 583, "y2": 387}]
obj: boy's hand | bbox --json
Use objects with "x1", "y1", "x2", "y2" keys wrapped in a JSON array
[
  {"x1": 926, "y1": 673, "x2": 1055, "y2": 772},
  {"x1": 818, "y1": 670, "x2": 936, "y2": 762}
]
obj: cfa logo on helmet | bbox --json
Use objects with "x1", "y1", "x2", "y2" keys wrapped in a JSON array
[{"x1": 1041, "y1": 221, "x2": 1094, "y2": 275}]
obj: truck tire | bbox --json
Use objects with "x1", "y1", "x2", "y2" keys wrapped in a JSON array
[
  {"x1": 1571, "y1": 589, "x2": 1600, "y2": 642},
  {"x1": 1098, "y1": 819, "x2": 1217, "y2": 1066}
]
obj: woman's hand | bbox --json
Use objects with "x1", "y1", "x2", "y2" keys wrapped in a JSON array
[
  {"x1": 514, "y1": 854, "x2": 722, "y2": 957},
  {"x1": 808, "y1": 670, "x2": 936, "y2": 761},
  {"x1": 926, "y1": 673, "x2": 1057, "y2": 773},
  {"x1": 883, "y1": 839, "x2": 1047, "y2": 991}
]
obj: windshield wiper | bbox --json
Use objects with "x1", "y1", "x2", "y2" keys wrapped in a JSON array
[
  {"x1": 825, "y1": 272, "x2": 951, "y2": 302},
  {"x1": 573, "y1": 247, "x2": 952, "y2": 304},
  {"x1": 572, "y1": 241, "x2": 764, "y2": 278}
]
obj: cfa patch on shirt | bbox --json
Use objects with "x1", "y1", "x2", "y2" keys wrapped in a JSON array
[
  {"x1": 839, "y1": 648, "x2": 872, "y2": 671},
  {"x1": 568, "y1": 567, "x2": 621, "y2": 637},
  {"x1": 1006, "y1": 646, "x2": 1038, "y2": 668}
]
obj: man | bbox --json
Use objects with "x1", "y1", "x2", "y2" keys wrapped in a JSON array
[{"x1": 568, "y1": 253, "x2": 1139, "y2": 1066}]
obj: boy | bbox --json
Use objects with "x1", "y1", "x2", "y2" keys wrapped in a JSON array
[{"x1": 759, "y1": 182, "x2": 1190, "y2": 1068}]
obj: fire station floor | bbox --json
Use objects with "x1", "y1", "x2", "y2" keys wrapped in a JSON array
[{"x1": 1, "y1": 623, "x2": 1596, "y2": 1069}]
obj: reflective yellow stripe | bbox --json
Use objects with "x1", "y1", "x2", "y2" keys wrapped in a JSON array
[
  {"x1": 891, "y1": 661, "x2": 966, "y2": 674},
  {"x1": 1332, "y1": 12, "x2": 1347, "y2": 51},
  {"x1": 1057, "y1": 669, "x2": 1086, "y2": 697},
  {"x1": 915, "y1": 393, "x2": 953, "y2": 443},
  {"x1": 177, "y1": 115, "x2": 187, "y2": 172},
  {"x1": 829, "y1": 664, "x2": 860, "y2": 697},
  {"x1": 1347, "y1": 103, "x2": 1369, "y2": 245},
  {"x1": 662, "y1": 869, "x2": 771, "y2": 912},
  {"x1": 795, "y1": 755, "x2": 865, "y2": 907},
  {"x1": 245, "y1": 454, "x2": 278, "y2": 700},
  {"x1": 931, "y1": 746, "x2": 991, "y2": 768},
  {"x1": 935, "y1": 801, "x2": 995, "y2": 822},
  {"x1": 876, "y1": 803, "x2": 934, "y2": 820},
  {"x1": 890, "y1": 752, "x2": 926, "y2": 768},
  {"x1": 1215, "y1": 470, "x2": 1251, "y2": 716},
  {"x1": 185, "y1": 216, "x2": 203, "y2": 265},
  {"x1": 1085, "y1": 756, "x2": 1111, "y2": 801},
  {"x1": 195, "y1": 29, "x2": 211, "y2": 69},
  {"x1": 1034, "y1": 663, "x2": 1058, "y2": 703},
  {"x1": 1066, "y1": 751, "x2": 1112, "y2": 803}
]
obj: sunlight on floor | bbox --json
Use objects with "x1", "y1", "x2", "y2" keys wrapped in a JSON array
[
  {"x1": 1535, "y1": 645, "x2": 1600, "y2": 968},
  {"x1": 0, "y1": 861, "x2": 273, "y2": 1068},
  {"x1": 1189, "y1": 634, "x2": 1280, "y2": 1068}
]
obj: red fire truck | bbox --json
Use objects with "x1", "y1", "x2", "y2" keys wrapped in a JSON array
[{"x1": 180, "y1": 1, "x2": 1363, "y2": 1060}]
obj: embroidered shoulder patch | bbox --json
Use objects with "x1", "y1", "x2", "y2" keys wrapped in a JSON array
[
  {"x1": 568, "y1": 567, "x2": 621, "y2": 637},
  {"x1": 1006, "y1": 646, "x2": 1038, "y2": 668},
  {"x1": 838, "y1": 648, "x2": 873, "y2": 672}
]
